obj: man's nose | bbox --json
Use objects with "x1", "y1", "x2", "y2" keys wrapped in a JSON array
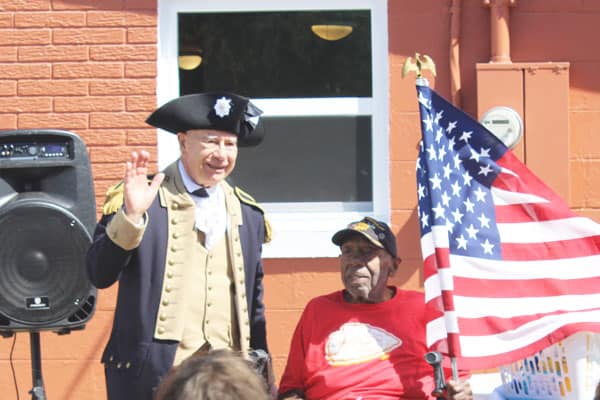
[{"x1": 213, "y1": 142, "x2": 228, "y2": 156}]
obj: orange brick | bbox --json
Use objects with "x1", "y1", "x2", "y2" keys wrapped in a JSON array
[
  {"x1": 126, "y1": 0, "x2": 156, "y2": 10},
  {"x1": 0, "y1": 46, "x2": 16, "y2": 61},
  {"x1": 90, "y1": 44, "x2": 155, "y2": 61},
  {"x1": 0, "y1": 28, "x2": 50, "y2": 45},
  {"x1": 263, "y1": 309, "x2": 302, "y2": 356},
  {"x1": 0, "y1": 333, "x2": 27, "y2": 360},
  {"x1": 570, "y1": 111, "x2": 600, "y2": 158},
  {"x1": 583, "y1": 0, "x2": 600, "y2": 11},
  {"x1": 52, "y1": 0, "x2": 123, "y2": 10},
  {"x1": 0, "y1": 13, "x2": 13, "y2": 27},
  {"x1": 0, "y1": 80, "x2": 16, "y2": 96},
  {"x1": 272, "y1": 356, "x2": 290, "y2": 383},
  {"x1": 18, "y1": 112, "x2": 88, "y2": 130},
  {"x1": 391, "y1": 209, "x2": 422, "y2": 264},
  {"x1": 0, "y1": 359, "x2": 30, "y2": 398},
  {"x1": 0, "y1": 0, "x2": 49, "y2": 11},
  {"x1": 18, "y1": 45, "x2": 88, "y2": 61},
  {"x1": 389, "y1": 264, "x2": 426, "y2": 292},
  {"x1": 89, "y1": 111, "x2": 148, "y2": 129},
  {"x1": 32, "y1": 317, "x2": 109, "y2": 360},
  {"x1": 390, "y1": 160, "x2": 419, "y2": 210},
  {"x1": 54, "y1": 96, "x2": 125, "y2": 112},
  {"x1": 263, "y1": 269, "x2": 295, "y2": 309},
  {"x1": 14, "y1": 11, "x2": 85, "y2": 27},
  {"x1": 93, "y1": 197, "x2": 106, "y2": 217},
  {"x1": 0, "y1": 114, "x2": 17, "y2": 129},
  {"x1": 125, "y1": 61, "x2": 155, "y2": 77},
  {"x1": 90, "y1": 146, "x2": 158, "y2": 164},
  {"x1": 125, "y1": 9, "x2": 157, "y2": 26},
  {"x1": 35, "y1": 359, "x2": 107, "y2": 400},
  {"x1": 127, "y1": 27, "x2": 155, "y2": 43},
  {"x1": 53, "y1": 62, "x2": 123, "y2": 78},
  {"x1": 89, "y1": 79, "x2": 155, "y2": 95},
  {"x1": 92, "y1": 179, "x2": 119, "y2": 204},
  {"x1": 0, "y1": 96, "x2": 51, "y2": 112},
  {"x1": 571, "y1": 160, "x2": 600, "y2": 208},
  {"x1": 0, "y1": 63, "x2": 50, "y2": 78},
  {"x1": 126, "y1": 128, "x2": 157, "y2": 145},
  {"x1": 577, "y1": 209, "x2": 600, "y2": 223},
  {"x1": 390, "y1": 112, "x2": 421, "y2": 161},
  {"x1": 53, "y1": 28, "x2": 125, "y2": 44},
  {"x1": 86, "y1": 11, "x2": 127, "y2": 26},
  {"x1": 95, "y1": 287, "x2": 117, "y2": 312},
  {"x1": 91, "y1": 161, "x2": 126, "y2": 180},
  {"x1": 264, "y1": 258, "x2": 340, "y2": 309},
  {"x1": 19, "y1": 79, "x2": 88, "y2": 96},
  {"x1": 78, "y1": 128, "x2": 127, "y2": 146},
  {"x1": 571, "y1": 65, "x2": 600, "y2": 110},
  {"x1": 125, "y1": 95, "x2": 155, "y2": 112}
]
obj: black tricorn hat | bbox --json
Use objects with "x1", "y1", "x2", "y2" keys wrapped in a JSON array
[{"x1": 146, "y1": 92, "x2": 264, "y2": 147}]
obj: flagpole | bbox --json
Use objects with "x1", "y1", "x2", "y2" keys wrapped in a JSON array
[
  {"x1": 451, "y1": 357, "x2": 458, "y2": 381},
  {"x1": 405, "y1": 54, "x2": 464, "y2": 384}
]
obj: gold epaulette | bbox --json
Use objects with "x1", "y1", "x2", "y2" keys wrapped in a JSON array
[
  {"x1": 234, "y1": 186, "x2": 272, "y2": 243},
  {"x1": 102, "y1": 181, "x2": 125, "y2": 216}
]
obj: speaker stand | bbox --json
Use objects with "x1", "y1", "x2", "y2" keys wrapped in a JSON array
[{"x1": 29, "y1": 332, "x2": 47, "y2": 400}]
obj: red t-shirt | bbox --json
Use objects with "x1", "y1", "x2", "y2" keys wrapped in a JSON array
[{"x1": 279, "y1": 288, "x2": 454, "y2": 400}]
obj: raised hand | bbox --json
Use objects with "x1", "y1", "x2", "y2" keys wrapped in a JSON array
[{"x1": 123, "y1": 150, "x2": 165, "y2": 223}]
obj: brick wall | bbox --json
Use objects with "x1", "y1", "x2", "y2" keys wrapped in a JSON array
[{"x1": 0, "y1": 1, "x2": 158, "y2": 399}]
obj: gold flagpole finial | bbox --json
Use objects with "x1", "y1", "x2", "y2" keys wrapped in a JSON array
[{"x1": 402, "y1": 52, "x2": 437, "y2": 79}]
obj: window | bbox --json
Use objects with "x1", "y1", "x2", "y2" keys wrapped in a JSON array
[{"x1": 157, "y1": 0, "x2": 389, "y2": 257}]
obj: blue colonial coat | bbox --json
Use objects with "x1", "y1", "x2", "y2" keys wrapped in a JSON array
[{"x1": 86, "y1": 162, "x2": 269, "y2": 400}]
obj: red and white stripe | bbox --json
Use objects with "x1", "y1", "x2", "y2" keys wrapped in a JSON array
[{"x1": 422, "y1": 151, "x2": 600, "y2": 369}]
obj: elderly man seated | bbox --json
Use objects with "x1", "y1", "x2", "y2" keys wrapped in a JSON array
[{"x1": 278, "y1": 217, "x2": 472, "y2": 400}]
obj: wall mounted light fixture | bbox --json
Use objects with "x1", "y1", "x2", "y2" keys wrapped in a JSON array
[{"x1": 311, "y1": 24, "x2": 353, "y2": 41}]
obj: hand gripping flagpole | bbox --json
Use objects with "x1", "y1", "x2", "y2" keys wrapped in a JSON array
[{"x1": 402, "y1": 53, "x2": 460, "y2": 386}]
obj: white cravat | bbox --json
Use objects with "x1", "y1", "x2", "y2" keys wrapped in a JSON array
[{"x1": 178, "y1": 161, "x2": 227, "y2": 250}]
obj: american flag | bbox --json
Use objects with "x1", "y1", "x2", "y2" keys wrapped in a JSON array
[{"x1": 415, "y1": 82, "x2": 600, "y2": 370}]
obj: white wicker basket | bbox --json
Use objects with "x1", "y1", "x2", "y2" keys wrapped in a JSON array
[{"x1": 498, "y1": 332, "x2": 600, "y2": 399}]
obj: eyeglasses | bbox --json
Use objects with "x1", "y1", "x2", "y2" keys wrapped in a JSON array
[{"x1": 188, "y1": 134, "x2": 238, "y2": 153}]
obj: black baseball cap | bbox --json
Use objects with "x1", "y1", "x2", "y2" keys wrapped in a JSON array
[
  {"x1": 146, "y1": 92, "x2": 264, "y2": 147},
  {"x1": 332, "y1": 217, "x2": 398, "y2": 259}
]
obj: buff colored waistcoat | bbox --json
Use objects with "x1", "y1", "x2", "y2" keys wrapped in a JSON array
[
  {"x1": 151, "y1": 163, "x2": 251, "y2": 365},
  {"x1": 172, "y1": 234, "x2": 239, "y2": 365}
]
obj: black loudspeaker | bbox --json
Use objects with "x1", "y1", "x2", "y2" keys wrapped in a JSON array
[{"x1": 0, "y1": 129, "x2": 97, "y2": 335}]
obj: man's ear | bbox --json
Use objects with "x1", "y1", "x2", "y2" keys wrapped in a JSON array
[
  {"x1": 388, "y1": 257, "x2": 400, "y2": 277},
  {"x1": 177, "y1": 132, "x2": 187, "y2": 151}
]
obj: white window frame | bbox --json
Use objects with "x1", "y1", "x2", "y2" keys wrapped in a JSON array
[{"x1": 157, "y1": 0, "x2": 390, "y2": 258}]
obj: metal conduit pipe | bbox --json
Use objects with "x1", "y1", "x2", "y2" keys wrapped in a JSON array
[
  {"x1": 449, "y1": 0, "x2": 462, "y2": 107},
  {"x1": 483, "y1": 0, "x2": 517, "y2": 63}
]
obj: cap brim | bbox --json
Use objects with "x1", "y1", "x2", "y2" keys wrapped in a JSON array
[{"x1": 331, "y1": 229, "x2": 384, "y2": 249}]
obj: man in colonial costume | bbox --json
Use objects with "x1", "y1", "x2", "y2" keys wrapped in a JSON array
[{"x1": 86, "y1": 92, "x2": 270, "y2": 400}]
